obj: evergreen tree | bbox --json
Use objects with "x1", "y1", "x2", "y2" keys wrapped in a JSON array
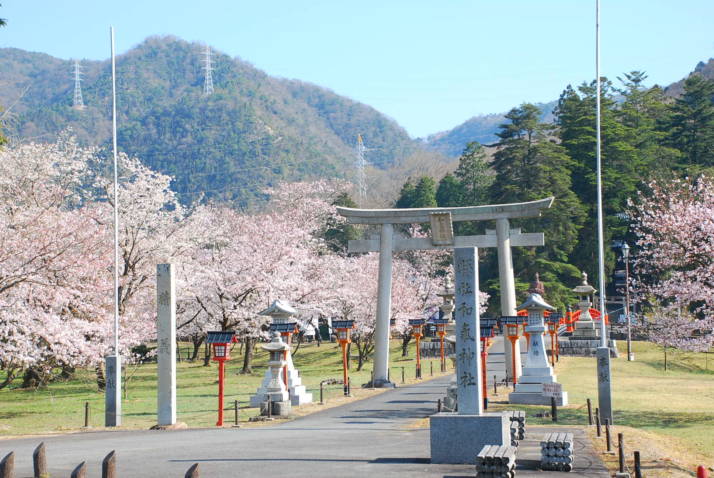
[
  {"x1": 395, "y1": 176, "x2": 437, "y2": 208},
  {"x1": 665, "y1": 74, "x2": 714, "y2": 169},
  {"x1": 454, "y1": 142, "x2": 493, "y2": 206},
  {"x1": 487, "y1": 103, "x2": 586, "y2": 310},
  {"x1": 436, "y1": 173, "x2": 462, "y2": 207}
]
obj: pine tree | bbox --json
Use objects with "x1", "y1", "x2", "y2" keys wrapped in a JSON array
[
  {"x1": 454, "y1": 142, "x2": 492, "y2": 206},
  {"x1": 665, "y1": 74, "x2": 714, "y2": 169}
]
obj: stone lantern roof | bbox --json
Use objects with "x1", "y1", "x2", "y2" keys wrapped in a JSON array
[
  {"x1": 518, "y1": 292, "x2": 555, "y2": 311},
  {"x1": 258, "y1": 299, "x2": 297, "y2": 319},
  {"x1": 261, "y1": 332, "x2": 289, "y2": 353},
  {"x1": 572, "y1": 272, "x2": 596, "y2": 295}
]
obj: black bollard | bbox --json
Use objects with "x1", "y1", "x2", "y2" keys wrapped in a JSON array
[
  {"x1": 605, "y1": 418, "x2": 612, "y2": 452},
  {"x1": 634, "y1": 451, "x2": 642, "y2": 478},
  {"x1": 234, "y1": 400, "x2": 239, "y2": 426},
  {"x1": 84, "y1": 401, "x2": 90, "y2": 428},
  {"x1": 551, "y1": 396, "x2": 558, "y2": 422},
  {"x1": 320, "y1": 381, "x2": 324, "y2": 404},
  {"x1": 587, "y1": 398, "x2": 593, "y2": 425},
  {"x1": 437, "y1": 399, "x2": 442, "y2": 412},
  {"x1": 596, "y1": 415, "x2": 601, "y2": 437},
  {"x1": 33, "y1": 442, "x2": 48, "y2": 478},
  {"x1": 430, "y1": 361, "x2": 433, "y2": 376},
  {"x1": 493, "y1": 375, "x2": 497, "y2": 395},
  {"x1": 618, "y1": 433, "x2": 625, "y2": 472},
  {"x1": 401, "y1": 367, "x2": 405, "y2": 384}
]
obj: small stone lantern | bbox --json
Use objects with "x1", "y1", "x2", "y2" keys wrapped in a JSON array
[
  {"x1": 261, "y1": 332, "x2": 291, "y2": 417},
  {"x1": 572, "y1": 272, "x2": 599, "y2": 338}
]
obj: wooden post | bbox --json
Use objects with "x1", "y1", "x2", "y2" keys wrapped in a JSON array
[
  {"x1": 185, "y1": 463, "x2": 200, "y2": 478},
  {"x1": 84, "y1": 401, "x2": 90, "y2": 428},
  {"x1": 551, "y1": 396, "x2": 557, "y2": 422},
  {"x1": 634, "y1": 451, "x2": 642, "y2": 478},
  {"x1": 595, "y1": 414, "x2": 601, "y2": 437},
  {"x1": 430, "y1": 361, "x2": 433, "y2": 377},
  {"x1": 234, "y1": 400, "x2": 239, "y2": 426},
  {"x1": 33, "y1": 443, "x2": 48, "y2": 478},
  {"x1": 605, "y1": 418, "x2": 612, "y2": 452},
  {"x1": 493, "y1": 375, "x2": 497, "y2": 395},
  {"x1": 319, "y1": 381, "x2": 324, "y2": 404},
  {"x1": 587, "y1": 398, "x2": 593, "y2": 425},
  {"x1": 618, "y1": 433, "x2": 625, "y2": 473},
  {"x1": 102, "y1": 450, "x2": 116, "y2": 478},
  {"x1": 0, "y1": 452, "x2": 14, "y2": 478},
  {"x1": 401, "y1": 367, "x2": 405, "y2": 384},
  {"x1": 71, "y1": 462, "x2": 87, "y2": 478}
]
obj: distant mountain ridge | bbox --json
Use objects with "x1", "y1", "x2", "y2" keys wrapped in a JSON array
[
  {"x1": 422, "y1": 59, "x2": 714, "y2": 158},
  {"x1": 0, "y1": 36, "x2": 419, "y2": 205}
]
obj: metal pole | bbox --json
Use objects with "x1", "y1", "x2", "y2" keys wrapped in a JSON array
[
  {"x1": 624, "y1": 247, "x2": 633, "y2": 361},
  {"x1": 341, "y1": 342, "x2": 349, "y2": 396},
  {"x1": 595, "y1": 0, "x2": 613, "y2": 425}
]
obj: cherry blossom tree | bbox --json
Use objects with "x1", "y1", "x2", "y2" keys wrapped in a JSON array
[{"x1": 629, "y1": 176, "x2": 714, "y2": 353}]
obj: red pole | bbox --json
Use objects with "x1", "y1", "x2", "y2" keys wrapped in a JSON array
[
  {"x1": 216, "y1": 359, "x2": 225, "y2": 426},
  {"x1": 480, "y1": 337, "x2": 488, "y2": 400},
  {"x1": 439, "y1": 334, "x2": 445, "y2": 371},
  {"x1": 416, "y1": 334, "x2": 422, "y2": 379},
  {"x1": 341, "y1": 341, "x2": 349, "y2": 396}
]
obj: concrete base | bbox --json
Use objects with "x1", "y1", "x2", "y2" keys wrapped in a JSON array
[
  {"x1": 430, "y1": 412, "x2": 510, "y2": 464},
  {"x1": 363, "y1": 379, "x2": 397, "y2": 388},
  {"x1": 508, "y1": 391, "x2": 569, "y2": 406}
]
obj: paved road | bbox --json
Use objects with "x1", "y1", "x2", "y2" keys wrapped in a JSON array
[{"x1": 1, "y1": 368, "x2": 607, "y2": 477}]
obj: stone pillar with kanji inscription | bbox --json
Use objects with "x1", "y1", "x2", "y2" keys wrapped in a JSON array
[
  {"x1": 430, "y1": 248, "x2": 510, "y2": 464},
  {"x1": 156, "y1": 263, "x2": 177, "y2": 426},
  {"x1": 453, "y1": 248, "x2": 482, "y2": 415}
]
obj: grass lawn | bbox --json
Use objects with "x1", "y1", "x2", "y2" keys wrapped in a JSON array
[
  {"x1": 0, "y1": 339, "x2": 446, "y2": 436},
  {"x1": 486, "y1": 340, "x2": 714, "y2": 475}
]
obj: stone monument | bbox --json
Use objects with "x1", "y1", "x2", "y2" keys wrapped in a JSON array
[
  {"x1": 430, "y1": 248, "x2": 510, "y2": 464},
  {"x1": 156, "y1": 263, "x2": 176, "y2": 426},
  {"x1": 509, "y1": 291, "x2": 569, "y2": 406},
  {"x1": 249, "y1": 300, "x2": 312, "y2": 407}
]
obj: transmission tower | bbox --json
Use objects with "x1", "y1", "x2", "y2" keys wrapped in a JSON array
[
  {"x1": 72, "y1": 59, "x2": 85, "y2": 110},
  {"x1": 355, "y1": 134, "x2": 367, "y2": 203},
  {"x1": 203, "y1": 45, "x2": 214, "y2": 95}
]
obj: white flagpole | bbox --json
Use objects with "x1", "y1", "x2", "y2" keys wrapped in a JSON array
[{"x1": 106, "y1": 25, "x2": 122, "y2": 427}]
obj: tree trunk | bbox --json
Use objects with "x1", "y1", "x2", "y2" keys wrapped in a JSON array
[
  {"x1": 203, "y1": 341, "x2": 211, "y2": 367},
  {"x1": 401, "y1": 334, "x2": 412, "y2": 357},
  {"x1": 22, "y1": 367, "x2": 47, "y2": 389},
  {"x1": 190, "y1": 336, "x2": 203, "y2": 362},
  {"x1": 0, "y1": 368, "x2": 17, "y2": 390},
  {"x1": 96, "y1": 362, "x2": 106, "y2": 391},
  {"x1": 60, "y1": 365, "x2": 76, "y2": 381},
  {"x1": 241, "y1": 337, "x2": 255, "y2": 374}
]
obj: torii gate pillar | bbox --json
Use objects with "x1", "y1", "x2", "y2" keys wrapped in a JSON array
[
  {"x1": 373, "y1": 223, "x2": 394, "y2": 386},
  {"x1": 496, "y1": 218, "x2": 522, "y2": 380}
]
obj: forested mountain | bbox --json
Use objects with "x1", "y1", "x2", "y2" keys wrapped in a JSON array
[
  {"x1": 0, "y1": 36, "x2": 419, "y2": 205},
  {"x1": 423, "y1": 101, "x2": 557, "y2": 157}
]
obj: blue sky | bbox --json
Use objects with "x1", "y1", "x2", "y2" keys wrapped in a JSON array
[{"x1": 1, "y1": 1, "x2": 712, "y2": 138}]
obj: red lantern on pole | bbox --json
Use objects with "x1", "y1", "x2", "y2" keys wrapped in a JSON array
[
  {"x1": 433, "y1": 318, "x2": 449, "y2": 372},
  {"x1": 333, "y1": 319, "x2": 355, "y2": 396},
  {"x1": 409, "y1": 319, "x2": 426, "y2": 379},
  {"x1": 207, "y1": 330, "x2": 236, "y2": 427}
]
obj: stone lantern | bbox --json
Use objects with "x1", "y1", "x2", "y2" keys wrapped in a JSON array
[
  {"x1": 509, "y1": 292, "x2": 568, "y2": 406},
  {"x1": 260, "y1": 332, "x2": 291, "y2": 417},
  {"x1": 249, "y1": 300, "x2": 313, "y2": 407},
  {"x1": 572, "y1": 272, "x2": 599, "y2": 339}
]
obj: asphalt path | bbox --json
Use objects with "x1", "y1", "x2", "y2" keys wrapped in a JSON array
[{"x1": 1, "y1": 339, "x2": 607, "y2": 477}]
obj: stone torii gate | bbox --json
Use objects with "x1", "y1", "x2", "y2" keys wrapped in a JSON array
[{"x1": 337, "y1": 197, "x2": 553, "y2": 387}]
